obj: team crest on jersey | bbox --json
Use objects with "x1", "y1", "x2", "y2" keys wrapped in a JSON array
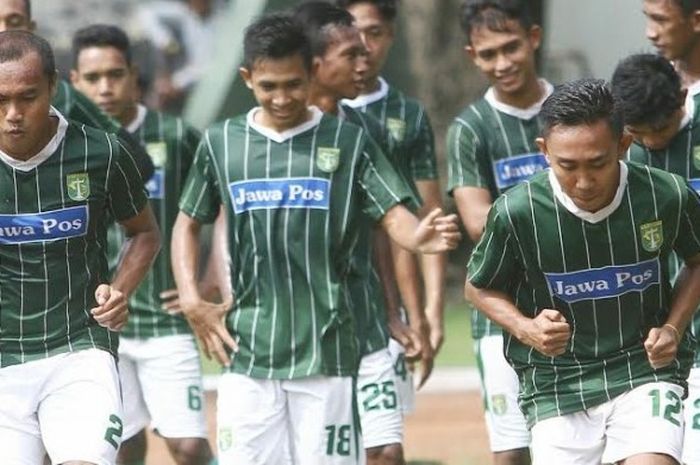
[
  {"x1": 491, "y1": 394, "x2": 507, "y2": 415},
  {"x1": 693, "y1": 146, "x2": 700, "y2": 169},
  {"x1": 316, "y1": 147, "x2": 340, "y2": 173},
  {"x1": 218, "y1": 427, "x2": 232, "y2": 451},
  {"x1": 640, "y1": 220, "x2": 663, "y2": 252},
  {"x1": 66, "y1": 172, "x2": 90, "y2": 201},
  {"x1": 386, "y1": 117, "x2": 406, "y2": 142},
  {"x1": 146, "y1": 142, "x2": 168, "y2": 167}
]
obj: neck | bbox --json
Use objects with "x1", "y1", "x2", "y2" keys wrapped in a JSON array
[
  {"x1": 676, "y1": 51, "x2": 700, "y2": 88},
  {"x1": 494, "y1": 76, "x2": 543, "y2": 109},
  {"x1": 256, "y1": 108, "x2": 311, "y2": 133},
  {"x1": 119, "y1": 104, "x2": 138, "y2": 128},
  {"x1": 308, "y1": 86, "x2": 340, "y2": 114},
  {"x1": 362, "y1": 76, "x2": 381, "y2": 95}
]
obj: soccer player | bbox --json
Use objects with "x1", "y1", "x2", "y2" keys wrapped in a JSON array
[
  {"x1": 70, "y1": 25, "x2": 213, "y2": 465},
  {"x1": 0, "y1": 30, "x2": 160, "y2": 465},
  {"x1": 611, "y1": 52, "x2": 700, "y2": 465},
  {"x1": 171, "y1": 13, "x2": 459, "y2": 465},
  {"x1": 294, "y1": 3, "x2": 416, "y2": 464},
  {"x1": 0, "y1": 0, "x2": 155, "y2": 181},
  {"x1": 447, "y1": 0, "x2": 553, "y2": 462},
  {"x1": 338, "y1": 0, "x2": 445, "y2": 417},
  {"x1": 465, "y1": 77, "x2": 700, "y2": 465}
]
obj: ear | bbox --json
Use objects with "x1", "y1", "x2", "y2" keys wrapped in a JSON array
[
  {"x1": 618, "y1": 132, "x2": 634, "y2": 157},
  {"x1": 535, "y1": 136, "x2": 547, "y2": 157},
  {"x1": 312, "y1": 56, "x2": 322, "y2": 78},
  {"x1": 528, "y1": 25, "x2": 542, "y2": 51},
  {"x1": 49, "y1": 70, "x2": 58, "y2": 99},
  {"x1": 464, "y1": 44, "x2": 476, "y2": 62},
  {"x1": 69, "y1": 68, "x2": 79, "y2": 86},
  {"x1": 690, "y1": 10, "x2": 700, "y2": 33},
  {"x1": 239, "y1": 67, "x2": 253, "y2": 89}
]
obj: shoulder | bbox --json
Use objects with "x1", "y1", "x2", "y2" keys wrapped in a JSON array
[
  {"x1": 449, "y1": 98, "x2": 490, "y2": 134},
  {"x1": 627, "y1": 161, "x2": 685, "y2": 190}
]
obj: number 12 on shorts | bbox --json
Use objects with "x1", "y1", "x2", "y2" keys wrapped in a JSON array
[{"x1": 649, "y1": 388, "x2": 682, "y2": 426}]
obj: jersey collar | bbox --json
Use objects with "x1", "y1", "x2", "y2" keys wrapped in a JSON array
[
  {"x1": 126, "y1": 104, "x2": 148, "y2": 134},
  {"x1": 0, "y1": 106, "x2": 68, "y2": 172},
  {"x1": 548, "y1": 161, "x2": 628, "y2": 224},
  {"x1": 341, "y1": 77, "x2": 389, "y2": 108},
  {"x1": 485, "y1": 79, "x2": 554, "y2": 120},
  {"x1": 247, "y1": 106, "x2": 323, "y2": 143}
]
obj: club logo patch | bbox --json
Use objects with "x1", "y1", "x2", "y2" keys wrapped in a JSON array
[
  {"x1": 492, "y1": 153, "x2": 548, "y2": 190},
  {"x1": 229, "y1": 177, "x2": 331, "y2": 214},
  {"x1": 146, "y1": 142, "x2": 168, "y2": 168},
  {"x1": 0, "y1": 205, "x2": 88, "y2": 244},
  {"x1": 640, "y1": 220, "x2": 663, "y2": 252},
  {"x1": 218, "y1": 427, "x2": 232, "y2": 451},
  {"x1": 386, "y1": 117, "x2": 406, "y2": 142},
  {"x1": 693, "y1": 146, "x2": 700, "y2": 170},
  {"x1": 66, "y1": 172, "x2": 90, "y2": 201},
  {"x1": 316, "y1": 147, "x2": 340, "y2": 173},
  {"x1": 491, "y1": 394, "x2": 508, "y2": 416}
]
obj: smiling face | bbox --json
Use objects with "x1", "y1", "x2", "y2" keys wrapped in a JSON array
[
  {"x1": 467, "y1": 18, "x2": 541, "y2": 100},
  {"x1": 240, "y1": 53, "x2": 311, "y2": 132},
  {"x1": 537, "y1": 119, "x2": 631, "y2": 213},
  {"x1": 312, "y1": 25, "x2": 368, "y2": 100},
  {"x1": 643, "y1": 0, "x2": 700, "y2": 60}
]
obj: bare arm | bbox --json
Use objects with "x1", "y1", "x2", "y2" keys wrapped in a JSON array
[
  {"x1": 380, "y1": 205, "x2": 460, "y2": 253},
  {"x1": 452, "y1": 186, "x2": 493, "y2": 243},
  {"x1": 199, "y1": 207, "x2": 232, "y2": 302}
]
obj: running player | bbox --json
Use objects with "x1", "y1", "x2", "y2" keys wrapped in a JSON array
[
  {"x1": 466, "y1": 77, "x2": 700, "y2": 465},
  {"x1": 294, "y1": 3, "x2": 415, "y2": 464},
  {"x1": 339, "y1": 0, "x2": 444, "y2": 406},
  {"x1": 448, "y1": 1, "x2": 553, "y2": 462},
  {"x1": 611, "y1": 52, "x2": 700, "y2": 465},
  {"x1": 0, "y1": 30, "x2": 160, "y2": 465},
  {"x1": 643, "y1": 0, "x2": 700, "y2": 109},
  {"x1": 70, "y1": 25, "x2": 213, "y2": 465},
  {"x1": 171, "y1": 13, "x2": 460, "y2": 465}
]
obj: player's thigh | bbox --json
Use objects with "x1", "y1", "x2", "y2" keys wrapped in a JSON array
[
  {"x1": 287, "y1": 376, "x2": 364, "y2": 465},
  {"x1": 387, "y1": 338, "x2": 414, "y2": 415},
  {"x1": 357, "y1": 348, "x2": 403, "y2": 450},
  {"x1": 683, "y1": 367, "x2": 700, "y2": 465},
  {"x1": 39, "y1": 349, "x2": 123, "y2": 465},
  {"x1": 0, "y1": 427, "x2": 46, "y2": 465},
  {"x1": 475, "y1": 335, "x2": 530, "y2": 452},
  {"x1": 117, "y1": 340, "x2": 149, "y2": 441},
  {"x1": 216, "y1": 372, "x2": 288, "y2": 465},
  {"x1": 603, "y1": 381, "x2": 684, "y2": 464},
  {"x1": 136, "y1": 335, "x2": 208, "y2": 439},
  {"x1": 530, "y1": 409, "x2": 605, "y2": 465}
]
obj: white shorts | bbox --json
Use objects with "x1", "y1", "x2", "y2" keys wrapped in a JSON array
[
  {"x1": 684, "y1": 367, "x2": 700, "y2": 464},
  {"x1": 531, "y1": 381, "x2": 684, "y2": 465},
  {"x1": 0, "y1": 348, "x2": 122, "y2": 465},
  {"x1": 387, "y1": 338, "x2": 415, "y2": 414},
  {"x1": 474, "y1": 335, "x2": 530, "y2": 452},
  {"x1": 357, "y1": 348, "x2": 404, "y2": 449},
  {"x1": 118, "y1": 334, "x2": 207, "y2": 440},
  {"x1": 217, "y1": 373, "x2": 364, "y2": 465}
]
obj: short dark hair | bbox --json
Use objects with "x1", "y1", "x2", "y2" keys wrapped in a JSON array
[
  {"x1": 0, "y1": 30, "x2": 54, "y2": 82},
  {"x1": 540, "y1": 78, "x2": 624, "y2": 138},
  {"x1": 243, "y1": 13, "x2": 312, "y2": 72},
  {"x1": 335, "y1": 0, "x2": 399, "y2": 22},
  {"x1": 294, "y1": 2, "x2": 355, "y2": 57},
  {"x1": 72, "y1": 24, "x2": 131, "y2": 68},
  {"x1": 459, "y1": 0, "x2": 533, "y2": 44},
  {"x1": 674, "y1": 0, "x2": 700, "y2": 16},
  {"x1": 611, "y1": 53, "x2": 683, "y2": 128}
]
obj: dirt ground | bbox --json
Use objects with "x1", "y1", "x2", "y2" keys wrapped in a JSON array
[{"x1": 144, "y1": 390, "x2": 490, "y2": 465}]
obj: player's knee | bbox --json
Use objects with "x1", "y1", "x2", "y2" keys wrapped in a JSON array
[
  {"x1": 116, "y1": 429, "x2": 147, "y2": 464},
  {"x1": 493, "y1": 447, "x2": 531, "y2": 465},
  {"x1": 166, "y1": 437, "x2": 213, "y2": 465},
  {"x1": 366, "y1": 443, "x2": 405, "y2": 465}
]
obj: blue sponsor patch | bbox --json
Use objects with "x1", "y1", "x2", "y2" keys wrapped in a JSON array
[
  {"x1": 0, "y1": 205, "x2": 88, "y2": 244},
  {"x1": 229, "y1": 177, "x2": 330, "y2": 214},
  {"x1": 689, "y1": 178, "x2": 700, "y2": 194},
  {"x1": 146, "y1": 169, "x2": 164, "y2": 199},
  {"x1": 492, "y1": 153, "x2": 548, "y2": 190},
  {"x1": 544, "y1": 258, "x2": 660, "y2": 304}
]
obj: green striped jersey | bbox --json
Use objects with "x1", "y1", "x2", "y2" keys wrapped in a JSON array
[
  {"x1": 447, "y1": 81, "x2": 553, "y2": 339},
  {"x1": 107, "y1": 105, "x2": 200, "y2": 339},
  {"x1": 0, "y1": 109, "x2": 148, "y2": 367},
  {"x1": 628, "y1": 113, "x2": 700, "y2": 365},
  {"x1": 468, "y1": 162, "x2": 700, "y2": 426},
  {"x1": 343, "y1": 77, "x2": 438, "y2": 187},
  {"x1": 179, "y1": 107, "x2": 414, "y2": 379}
]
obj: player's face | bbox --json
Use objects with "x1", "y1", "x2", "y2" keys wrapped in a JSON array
[
  {"x1": 624, "y1": 107, "x2": 685, "y2": 150},
  {"x1": 467, "y1": 20, "x2": 541, "y2": 98},
  {"x1": 313, "y1": 26, "x2": 368, "y2": 100},
  {"x1": 644, "y1": 0, "x2": 699, "y2": 60},
  {"x1": 240, "y1": 53, "x2": 310, "y2": 132},
  {"x1": 0, "y1": 52, "x2": 56, "y2": 158},
  {"x1": 71, "y1": 46, "x2": 137, "y2": 126},
  {"x1": 537, "y1": 119, "x2": 632, "y2": 213},
  {"x1": 345, "y1": 2, "x2": 394, "y2": 87},
  {"x1": 0, "y1": 0, "x2": 34, "y2": 32}
]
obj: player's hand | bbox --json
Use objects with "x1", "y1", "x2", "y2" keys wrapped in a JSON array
[
  {"x1": 426, "y1": 309, "x2": 445, "y2": 355},
  {"x1": 644, "y1": 325, "x2": 680, "y2": 369},
  {"x1": 90, "y1": 284, "x2": 128, "y2": 331},
  {"x1": 519, "y1": 309, "x2": 570, "y2": 357},
  {"x1": 160, "y1": 288, "x2": 181, "y2": 314},
  {"x1": 388, "y1": 316, "x2": 422, "y2": 360},
  {"x1": 412, "y1": 319, "x2": 435, "y2": 390},
  {"x1": 414, "y1": 208, "x2": 461, "y2": 254},
  {"x1": 180, "y1": 296, "x2": 237, "y2": 367}
]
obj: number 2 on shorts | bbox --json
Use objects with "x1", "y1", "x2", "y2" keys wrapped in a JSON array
[
  {"x1": 103, "y1": 414, "x2": 123, "y2": 449},
  {"x1": 649, "y1": 388, "x2": 681, "y2": 426}
]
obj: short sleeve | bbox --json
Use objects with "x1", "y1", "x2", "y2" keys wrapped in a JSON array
[
  {"x1": 673, "y1": 182, "x2": 700, "y2": 261},
  {"x1": 408, "y1": 108, "x2": 438, "y2": 181},
  {"x1": 180, "y1": 123, "x2": 202, "y2": 179},
  {"x1": 467, "y1": 200, "x2": 519, "y2": 292},
  {"x1": 446, "y1": 116, "x2": 491, "y2": 194},
  {"x1": 108, "y1": 137, "x2": 149, "y2": 221},
  {"x1": 178, "y1": 131, "x2": 221, "y2": 224}
]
